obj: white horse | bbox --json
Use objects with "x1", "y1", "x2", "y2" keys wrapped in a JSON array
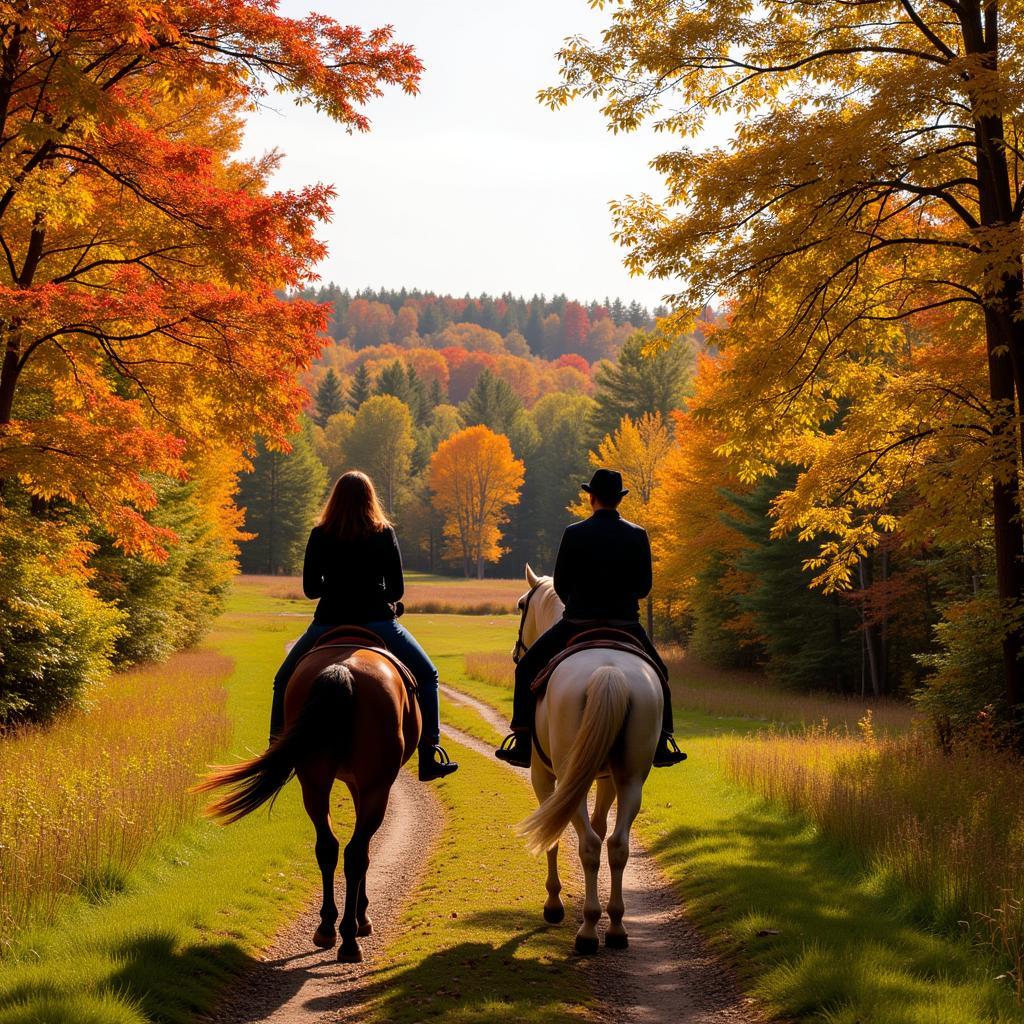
[{"x1": 515, "y1": 565, "x2": 663, "y2": 953}]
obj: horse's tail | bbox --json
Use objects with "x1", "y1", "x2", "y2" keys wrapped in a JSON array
[
  {"x1": 518, "y1": 665, "x2": 630, "y2": 855},
  {"x1": 194, "y1": 664, "x2": 354, "y2": 824}
]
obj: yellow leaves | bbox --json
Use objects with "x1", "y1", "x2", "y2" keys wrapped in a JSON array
[{"x1": 427, "y1": 426, "x2": 525, "y2": 574}]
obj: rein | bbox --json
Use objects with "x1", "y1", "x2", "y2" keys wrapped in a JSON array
[{"x1": 512, "y1": 582, "x2": 542, "y2": 665}]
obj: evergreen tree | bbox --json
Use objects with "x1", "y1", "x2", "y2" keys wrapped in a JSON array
[
  {"x1": 239, "y1": 418, "x2": 327, "y2": 575},
  {"x1": 524, "y1": 305, "x2": 545, "y2": 354},
  {"x1": 610, "y1": 298, "x2": 626, "y2": 325},
  {"x1": 460, "y1": 368, "x2": 522, "y2": 436},
  {"x1": 591, "y1": 331, "x2": 692, "y2": 437},
  {"x1": 419, "y1": 302, "x2": 445, "y2": 335},
  {"x1": 347, "y1": 362, "x2": 372, "y2": 410},
  {"x1": 314, "y1": 368, "x2": 344, "y2": 426},
  {"x1": 728, "y1": 470, "x2": 860, "y2": 691},
  {"x1": 428, "y1": 378, "x2": 444, "y2": 410}
]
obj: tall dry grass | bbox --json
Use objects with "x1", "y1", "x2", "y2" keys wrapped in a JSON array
[
  {"x1": 664, "y1": 650, "x2": 916, "y2": 733},
  {"x1": 464, "y1": 650, "x2": 514, "y2": 689},
  {"x1": 722, "y1": 724, "x2": 1024, "y2": 996},
  {"x1": 464, "y1": 648, "x2": 916, "y2": 734},
  {"x1": 0, "y1": 650, "x2": 231, "y2": 950},
  {"x1": 241, "y1": 574, "x2": 523, "y2": 615}
]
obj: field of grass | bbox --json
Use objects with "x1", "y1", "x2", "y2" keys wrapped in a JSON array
[
  {"x1": 4, "y1": 575, "x2": 1021, "y2": 1024},
  {"x1": 465, "y1": 647, "x2": 916, "y2": 734},
  {"x1": 239, "y1": 572, "x2": 525, "y2": 615},
  {"x1": 0, "y1": 651, "x2": 230, "y2": 950},
  {"x1": 454, "y1": 633, "x2": 1024, "y2": 1022},
  {"x1": 0, "y1": 596, "x2": 342, "y2": 1023}
]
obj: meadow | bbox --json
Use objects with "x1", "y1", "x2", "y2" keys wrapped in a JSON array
[{"x1": 2, "y1": 575, "x2": 1022, "y2": 1024}]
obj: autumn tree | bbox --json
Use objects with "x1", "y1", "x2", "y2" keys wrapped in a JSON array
[
  {"x1": 547, "y1": 0, "x2": 1024, "y2": 723},
  {"x1": 573, "y1": 412, "x2": 674, "y2": 632},
  {"x1": 428, "y1": 425, "x2": 525, "y2": 578},
  {"x1": 0, "y1": 2, "x2": 421, "y2": 558},
  {"x1": 345, "y1": 395, "x2": 416, "y2": 516}
]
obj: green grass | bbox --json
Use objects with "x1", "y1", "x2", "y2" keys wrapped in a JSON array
[
  {"x1": 365, "y1": 740, "x2": 593, "y2": 1023},
  {"x1": 443, "y1": 651, "x2": 1024, "y2": 1023},
  {"x1": 0, "y1": 598, "x2": 344, "y2": 1024}
]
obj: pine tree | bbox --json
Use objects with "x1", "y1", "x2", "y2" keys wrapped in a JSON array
[
  {"x1": 419, "y1": 302, "x2": 445, "y2": 336},
  {"x1": 460, "y1": 369, "x2": 522, "y2": 436},
  {"x1": 347, "y1": 362, "x2": 372, "y2": 410},
  {"x1": 591, "y1": 331, "x2": 692, "y2": 437},
  {"x1": 239, "y1": 418, "x2": 327, "y2": 575},
  {"x1": 610, "y1": 298, "x2": 626, "y2": 326},
  {"x1": 314, "y1": 369, "x2": 344, "y2": 426},
  {"x1": 524, "y1": 305, "x2": 545, "y2": 354},
  {"x1": 727, "y1": 471, "x2": 861, "y2": 691}
]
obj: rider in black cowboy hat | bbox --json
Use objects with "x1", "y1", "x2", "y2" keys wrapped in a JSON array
[{"x1": 495, "y1": 468, "x2": 686, "y2": 769}]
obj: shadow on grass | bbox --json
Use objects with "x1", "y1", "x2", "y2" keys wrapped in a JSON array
[
  {"x1": 645, "y1": 805, "x2": 1015, "y2": 1022},
  {"x1": 0, "y1": 933, "x2": 260, "y2": 1024},
  {"x1": 303, "y1": 914, "x2": 590, "y2": 1024}
]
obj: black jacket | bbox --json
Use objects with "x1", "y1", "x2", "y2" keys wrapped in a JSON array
[
  {"x1": 302, "y1": 524, "x2": 404, "y2": 625},
  {"x1": 553, "y1": 509, "x2": 652, "y2": 622}
]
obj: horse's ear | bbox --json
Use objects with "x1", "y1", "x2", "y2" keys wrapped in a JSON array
[{"x1": 526, "y1": 563, "x2": 540, "y2": 588}]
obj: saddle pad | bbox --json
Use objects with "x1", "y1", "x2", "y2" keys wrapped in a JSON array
[
  {"x1": 529, "y1": 631, "x2": 667, "y2": 698},
  {"x1": 303, "y1": 626, "x2": 419, "y2": 694}
]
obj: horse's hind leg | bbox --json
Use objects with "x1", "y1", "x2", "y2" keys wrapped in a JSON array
[
  {"x1": 339, "y1": 782, "x2": 391, "y2": 963},
  {"x1": 356, "y1": 880, "x2": 372, "y2": 936},
  {"x1": 531, "y1": 762, "x2": 564, "y2": 924},
  {"x1": 605, "y1": 780, "x2": 642, "y2": 949},
  {"x1": 590, "y1": 776, "x2": 615, "y2": 840},
  {"x1": 571, "y1": 803, "x2": 604, "y2": 955},
  {"x1": 300, "y1": 772, "x2": 339, "y2": 949}
]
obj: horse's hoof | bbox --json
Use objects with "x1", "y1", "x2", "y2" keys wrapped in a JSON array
[
  {"x1": 338, "y1": 943, "x2": 363, "y2": 964},
  {"x1": 574, "y1": 934, "x2": 599, "y2": 955},
  {"x1": 356, "y1": 920, "x2": 373, "y2": 937},
  {"x1": 312, "y1": 927, "x2": 336, "y2": 949},
  {"x1": 543, "y1": 904, "x2": 565, "y2": 924},
  {"x1": 605, "y1": 931, "x2": 629, "y2": 949}
]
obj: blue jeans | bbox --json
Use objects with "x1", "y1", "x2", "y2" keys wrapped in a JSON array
[{"x1": 270, "y1": 620, "x2": 442, "y2": 747}]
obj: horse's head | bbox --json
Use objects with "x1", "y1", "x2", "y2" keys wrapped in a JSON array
[{"x1": 513, "y1": 564, "x2": 559, "y2": 662}]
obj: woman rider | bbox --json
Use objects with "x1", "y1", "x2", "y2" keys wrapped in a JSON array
[{"x1": 268, "y1": 470, "x2": 458, "y2": 782}]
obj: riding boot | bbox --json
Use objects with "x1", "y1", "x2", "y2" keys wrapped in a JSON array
[
  {"x1": 652, "y1": 732, "x2": 687, "y2": 767},
  {"x1": 495, "y1": 730, "x2": 532, "y2": 768},
  {"x1": 418, "y1": 743, "x2": 459, "y2": 781}
]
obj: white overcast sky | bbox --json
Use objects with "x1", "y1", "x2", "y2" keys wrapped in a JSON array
[{"x1": 241, "y1": 1, "x2": 722, "y2": 308}]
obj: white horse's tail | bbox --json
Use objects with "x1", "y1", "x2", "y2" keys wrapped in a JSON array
[{"x1": 518, "y1": 666, "x2": 630, "y2": 855}]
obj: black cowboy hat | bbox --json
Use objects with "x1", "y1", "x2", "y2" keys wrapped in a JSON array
[{"x1": 581, "y1": 468, "x2": 629, "y2": 501}]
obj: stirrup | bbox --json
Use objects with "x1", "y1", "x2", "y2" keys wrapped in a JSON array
[
  {"x1": 653, "y1": 733, "x2": 687, "y2": 768},
  {"x1": 495, "y1": 732, "x2": 531, "y2": 767},
  {"x1": 419, "y1": 743, "x2": 458, "y2": 781}
]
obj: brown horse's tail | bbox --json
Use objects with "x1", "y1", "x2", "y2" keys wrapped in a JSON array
[{"x1": 194, "y1": 664, "x2": 354, "y2": 824}]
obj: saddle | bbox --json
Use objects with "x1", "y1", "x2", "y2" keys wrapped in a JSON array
[
  {"x1": 303, "y1": 625, "x2": 419, "y2": 695},
  {"x1": 529, "y1": 626, "x2": 668, "y2": 699}
]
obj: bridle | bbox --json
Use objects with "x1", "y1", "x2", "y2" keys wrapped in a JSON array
[{"x1": 512, "y1": 582, "x2": 542, "y2": 665}]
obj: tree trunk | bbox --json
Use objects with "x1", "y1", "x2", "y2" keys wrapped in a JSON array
[
  {"x1": 858, "y1": 557, "x2": 881, "y2": 698},
  {"x1": 646, "y1": 595, "x2": 654, "y2": 637}
]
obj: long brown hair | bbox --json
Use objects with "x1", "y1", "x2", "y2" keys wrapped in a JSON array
[{"x1": 319, "y1": 471, "x2": 392, "y2": 540}]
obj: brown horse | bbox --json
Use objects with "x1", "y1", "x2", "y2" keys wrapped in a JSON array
[{"x1": 195, "y1": 628, "x2": 420, "y2": 963}]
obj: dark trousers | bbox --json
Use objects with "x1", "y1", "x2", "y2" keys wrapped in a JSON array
[
  {"x1": 510, "y1": 619, "x2": 674, "y2": 735},
  {"x1": 270, "y1": 619, "x2": 442, "y2": 747}
]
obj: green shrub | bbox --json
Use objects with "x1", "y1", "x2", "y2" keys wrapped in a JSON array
[
  {"x1": 90, "y1": 478, "x2": 234, "y2": 665},
  {"x1": 0, "y1": 506, "x2": 123, "y2": 724},
  {"x1": 914, "y1": 595, "x2": 1020, "y2": 741}
]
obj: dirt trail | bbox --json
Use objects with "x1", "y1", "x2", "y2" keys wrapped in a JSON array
[
  {"x1": 440, "y1": 684, "x2": 759, "y2": 1024},
  {"x1": 208, "y1": 769, "x2": 441, "y2": 1024}
]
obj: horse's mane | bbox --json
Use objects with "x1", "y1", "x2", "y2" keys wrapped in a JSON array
[{"x1": 533, "y1": 576, "x2": 564, "y2": 631}]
